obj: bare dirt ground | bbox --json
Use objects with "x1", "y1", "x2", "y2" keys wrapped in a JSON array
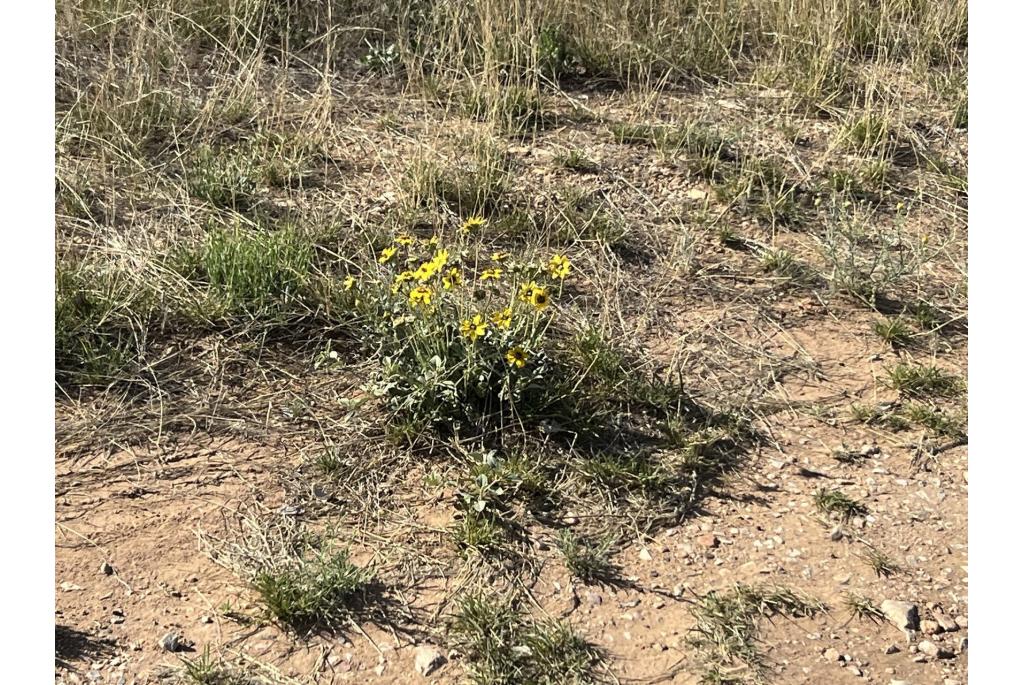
[{"x1": 56, "y1": 413, "x2": 967, "y2": 684}]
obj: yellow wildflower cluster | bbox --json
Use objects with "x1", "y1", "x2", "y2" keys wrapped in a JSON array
[
  {"x1": 369, "y1": 224, "x2": 578, "y2": 374},
  {"x1": 519, "y1": 282, "x2": 549, "y2": 311}
]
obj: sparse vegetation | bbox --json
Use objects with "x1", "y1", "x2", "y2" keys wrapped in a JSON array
[
  {"x1": 557, "y1": 530, "x2": 618, "y2": 584},
  {"x1": 813, "y1": 488, "x2": 868, "y2": 522},
  {"x1": 858, "y1": 544, "x2": 903, "y2": 578},
  {"x1": 56, "y1": 1, "x2": 967, "y2": 682},
  {"x1": 689, "y1": 585, "x2": 826, "y2": 682},
  {"x1": 449, "y1": 593, "x2": 603, "y2": 685},
  {"x1": 885, "y1": 363, "x2": 964, "y2": 397}
]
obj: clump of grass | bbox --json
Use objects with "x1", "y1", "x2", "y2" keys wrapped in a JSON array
[
  {"x1": 843, "y1": 593, "x2": 885, "y2": 623},
  {"x1": 953, "y1": 97, "x2": 967, "y2": 130},
  {"x1": 849, "y1": 403, "x2": 880, "y2": 425},
  {"x1": 858, "y1": 545, "x2": 902, "y2": 578},
  {"x1": 555, "y1": 148, "x2": 599, "y2": 173},
  {"x1": 462, "y1": 84, "x2": 548, "y2": 133},
  {"x1": 448, "y1": 593, "x2": 603, "y2": 685},
  {"x1": 188, "y1": 225, "x2": 314, "y2": 315},
  {"x1": 688, "y1": 584, "x2": 826, "y2": 682},
  {"x1": 610, "y1": 120, "x2": 736, "y2": 174},
  {"x1": 715, "y1": 157, "x2": 803, "y2": 227},
  {"x1": 873, "y1": 317, "x2": 914, "y2": 347},
  {"x1": 885, "y1": 363, "x2": 963, "y2": 397},
  {"x1": 201, "y1": 505, "x2": 387, "y2": 636},
  {"x1": 843, "y1": 112, "x2": 893, "y2": 157},
  {"x1": 556, "y1": 530, "x2": 617, "y2": 584},
  {"x1": 571, "y1": 325, "x2": 628, "y2": 393},
  {"x1": 545, "y1": 189, "x2": 628, "y2": 247},
  {"x1": 178, "y1": 647, "x2": 251, "y2": 685},
  {"x1": 55, "y1": 260, "x2": 157, "y2": 385},
  {"x1": 186, "y1": 143, "x2": 261, "y2": 211},
  {"x1": 609, "y1": 122, "x2": 666, "y2": 147},
  {"x1": 314, "y1": 447, "x2": 348, "y2": 478},
  {"x1": 849, "y1": 401, "x2": 962, "y2": 439},
  {"x1": 406, "y1": 143, "x2": 512, "y2": 217},
  {"x1": 902, "y1": 403, "x2": 966, "y2": 439},
  {"x1": 252, "y1": 548, "x2": 373, "y2": 633},
  {"x1": 813, "y1": 488, "x2": 868, "y2": 522},
  {"x1": 818, "y1": 201, "x2": 916, "y2": 305},
  {"x1": 907, "y1": 301, "x2": 947, "y2": 331},
  {"x1": 760, "y1": 248, "x2": 798, "y2": 276},
  {"x1": 577, "y1": 452, "x2": 667, "y2": 494},
  {"x1": 451, "y1": 510, "x2": 511, "y2": 557},
  {"x1": 827, "y1": 158, "x2": 891, "y2": 200}
]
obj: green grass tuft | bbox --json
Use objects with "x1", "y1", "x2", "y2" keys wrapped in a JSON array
[
  {"x1": 689, "y1": 584, "x2": 826, "y2": 682},
  {"x1": 556, "y1": 530, "x2": 617, "y2": 584},
  {"x1": 193, "y1": 225, "x2": 314, "y2": 314},
  {"x1": 885, "y1": 363, "x2": 963, "y2": 397},
  {"x1": 873, "y1": 317, "x2": 915, "y2": 347},
  {"x1": 813, "y1": 488, "x2": 868, "y2": 522},
  {"x1": 448, "y1": 593, "x2": 603, "y2": 685},
  {"x1": 252, "y1": 549, "x2": 372, "y2": 633}
]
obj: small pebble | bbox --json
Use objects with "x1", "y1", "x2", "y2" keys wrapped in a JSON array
[{"x1": 158, "y1": 631, "x2": 189, "y2": 652}]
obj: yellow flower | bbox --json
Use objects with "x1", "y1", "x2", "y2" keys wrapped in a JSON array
[
  {"x1": 426, "y1": 234, "x2": 440, "y2": 247},
  {"x1": 491, "y1": 251, "x2": 509, "y2": 262},
  {"x1": 505, "y1": 347, "x2": 528, "y2": 368},
  {"x1": 343, "y1": 276, "x2": 355, "y2": 290},
  {"x1": 442, "y1": 267, "x2": 462, "y2": 290},
  {"x1": 409, "y1": 285, "x2": 433, "y2": 308},
  {"x1": 460, "y1": 314, "x2": 488, "y2": 341},
  {"x1": 414, "y1": 261, "x2": 438, "y2": 282},
  {"x1": 491, "y1": 308, "x2": 512, "y2": 329},
  {"x1": 481, "y1": 268, "x2": 503, "y2": 281},
  {"x1": 429, "y1": 249, "x2": 449, "y2": 270},
  {"x1": 548, "y1": 253, "x2": 572, "y2": 279},
  {"x1": 528, "y1": 286, "x2": 550, "y2": 311},
  {"x1": 396, "y1": 233, "x2": 416, "y2": 246},
  {"x1": 460, "y1": 216, "x2": 486, "y2": 233},
  {"x1": 379, "y1": 246, "x2": 397, "y2": 264},
  {"x1": 392, "y1": 270, "x2": 415, "y2": 294},
  {"x1": 519, "y1": 281, "x2": 541, "y2": 302}
]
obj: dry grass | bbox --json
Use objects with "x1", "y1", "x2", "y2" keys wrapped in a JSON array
[{"x1": 56, "y1": 1, "x2": 966, "y2": 682}]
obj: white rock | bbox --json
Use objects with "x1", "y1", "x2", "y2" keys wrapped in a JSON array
[
  {"x1": 881, "y1": 600, "x2": 920, "y2": 631},
  {"x1": 414, "y1": 645, "x2": 446, "y2": 677}
]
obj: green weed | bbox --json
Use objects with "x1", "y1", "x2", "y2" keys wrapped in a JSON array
[
  {"x1": 556, "y1": 530, "x2": 618, "y2": 584},
  {"x1": 448, "y1": 593, "x2": 603, "y2": 685},
  {"x1": 873, "y1": 317, "x2": 914, "y2": 347},
  {"x1": 885, "y1": 363, "x2": 963, "y2": 397},
  {"x1": 252, "y1": 548, "x2": 373, "y2": 633},
  {"x1": 813, "y1": 488, "x2": 868, "y2": 522},
  {"x1": 688, "y1": 584, "x2": 825, "y2": 682}
]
